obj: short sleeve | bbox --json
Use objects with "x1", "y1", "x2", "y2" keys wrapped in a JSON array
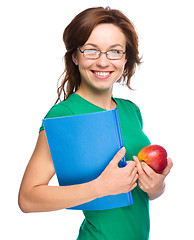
[
  {"x1": 39, "y1": 103, "x2": 74, "y2": 132},
  {"x1": 136, "y1": 105, "x2": 143, "y2": 129}
]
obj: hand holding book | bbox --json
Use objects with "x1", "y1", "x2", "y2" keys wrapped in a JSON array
[{"x1": 96, "y1": 147, "x2": 138, "y2": 197}]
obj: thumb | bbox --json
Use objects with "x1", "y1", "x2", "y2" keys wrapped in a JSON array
[
  {"x1": 111, "y1": 147, "x2": 126, "y2": 167},
  {"x1": 162, "y1": 158, "x2": 173, "y2": 177}
]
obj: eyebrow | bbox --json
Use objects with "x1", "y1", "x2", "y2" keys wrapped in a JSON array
[{"x1": 83, "y1": 43, "x2": 124, "y2": 49}]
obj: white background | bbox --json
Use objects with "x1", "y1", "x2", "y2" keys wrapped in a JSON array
[{"x1": 1, "y1": 0, "x2": 193, "y2": 239}]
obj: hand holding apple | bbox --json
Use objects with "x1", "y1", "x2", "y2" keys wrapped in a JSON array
[
  {"x1": 137, "y1": 145, "x2": 167, "y2": 174},
  {"x1": 134, "y1": 145, "x2": 173, "y2": 200}
]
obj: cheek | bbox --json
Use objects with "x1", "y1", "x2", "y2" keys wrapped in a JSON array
[
  {"x1": 113, "y1": 61, "x2": 127, "y2": 81},
  {"x1": 78, "y1": 66, "x2": 91, "y2": 77},
  {"x1": 115, "y1": 60, "x2": 127, "y2": 72},
  {"x1": 78, "y1": 60, "x2": 93, "y2": 72},
  {"x1": 78, "y1": 63, "x2": 93, "y2": 81},
  {"x1": 79, "y1": 56, "x2": 94, "y2": 66}
]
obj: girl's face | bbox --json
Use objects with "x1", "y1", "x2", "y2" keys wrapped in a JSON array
[{"x1": 72, "y1": 23, "x2": 127, "y2": 94}]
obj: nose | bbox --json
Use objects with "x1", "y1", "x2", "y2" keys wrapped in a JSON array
[{"x1": 96, "y1": 53, "x2": 110, "y2": 68}]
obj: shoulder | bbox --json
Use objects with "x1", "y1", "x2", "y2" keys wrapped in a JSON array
[
  {"x1": 114, "y1": 97, "x2": 140, "y2": 112},
  {"x1": 44, "y1": 101, "x2": 74, "y2": 119},
  {"x1": 39, "y1": 101, "x2": 74, "y2": 132},
  {"x1": 114, "y1": 97, "x2": 143, "y2": 128}
]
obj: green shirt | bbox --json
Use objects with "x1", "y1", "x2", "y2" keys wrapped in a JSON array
[{"x1": 40, "y1": 93, "x2": 151, "y2": 240}]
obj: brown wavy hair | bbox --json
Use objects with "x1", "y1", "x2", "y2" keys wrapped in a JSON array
[{"x1": 56, "y1": 6, "x2": 142, "y2": 103}]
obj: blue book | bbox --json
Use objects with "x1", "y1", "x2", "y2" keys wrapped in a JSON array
[{"x1": 43, "y1": 109, "x2": 133, "y2": 210}]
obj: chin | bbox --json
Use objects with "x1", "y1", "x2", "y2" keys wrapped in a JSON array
[{"x1": 92, "y1": 83, "x2": 114, "y2": 92}]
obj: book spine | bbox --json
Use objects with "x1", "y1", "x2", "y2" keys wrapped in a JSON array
[
  {"x1": 113, "y1": 109, "x2": 127, "y2": 167},
  {"x1": 113, "y1": 109, "x2": 133, "y2": 205}
]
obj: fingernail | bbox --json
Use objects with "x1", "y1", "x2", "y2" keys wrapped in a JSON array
[
  {"x1": 120, "y1": 147, "x2": 126, "y2": 154},
  {"x1": 141, "y1": 162, "x2": 146, "y2": 166}
]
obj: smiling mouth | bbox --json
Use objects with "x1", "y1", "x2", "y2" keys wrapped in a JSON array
[{"x1": 91, "y1": 70, "x2": 113, "y2": 78}]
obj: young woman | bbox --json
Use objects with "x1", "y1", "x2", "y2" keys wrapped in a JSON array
[{"x1": 18, "y1": 7, "x2": 173, "y2": 240}]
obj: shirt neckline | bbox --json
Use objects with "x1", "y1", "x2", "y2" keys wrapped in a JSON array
[{"x1": 72, "y1": 93, "x2": 118, "y2": 111}]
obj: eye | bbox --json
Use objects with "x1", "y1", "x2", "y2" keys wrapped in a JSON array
[
  {"x1": 110, "y1": 49, "x2": 120, "y2": 53},
  {"x1": 84, "y1": 49, "x2": 98, "y2": 54},
  {"x1": 107, "y1": 50, "x2": 124, "y2": 60},
  {"x1": 83, "y1": 49, "x2": 100, "y2": 59},
  {"x1": 109, "y1": 50, "x2": 122, "y2": 54}
]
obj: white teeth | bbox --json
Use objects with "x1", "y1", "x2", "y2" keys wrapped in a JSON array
[{"x1": 94, "y1": 71, "x2": 111, "y2": 77}]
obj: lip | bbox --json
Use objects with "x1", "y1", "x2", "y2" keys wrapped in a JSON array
[{"x1": 91, "y1": 70, "x2": 113, "y2": 79}]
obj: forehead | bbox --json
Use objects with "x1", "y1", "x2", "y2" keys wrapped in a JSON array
[{"x1": 84, "y1": 23, "x2": 126, "y2": 48}]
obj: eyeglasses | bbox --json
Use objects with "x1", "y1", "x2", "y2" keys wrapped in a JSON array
[{"x1": 77, "y1": 48, "x2": 126, "y2": 60}]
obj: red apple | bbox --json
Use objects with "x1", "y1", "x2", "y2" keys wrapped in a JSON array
[{"x1": 137, "y1": 145, "x2": 167, "y2": 174}]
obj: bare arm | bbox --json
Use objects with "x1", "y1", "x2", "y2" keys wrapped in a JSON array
[
  {"x1": 18, "y1": 131, "x2": 138, "y2": 213},
  {"x1": 18, "y1": 131, "x2": 103, "y2": 212}
]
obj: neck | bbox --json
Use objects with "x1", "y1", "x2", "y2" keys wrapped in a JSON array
[{"x1": 75, "y1": 87, "x2": 116, "y2": 110}]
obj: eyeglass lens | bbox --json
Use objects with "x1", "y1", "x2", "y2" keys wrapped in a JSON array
[{"x1": 83, "y1": 49, "x2": 124, "y2": 59}]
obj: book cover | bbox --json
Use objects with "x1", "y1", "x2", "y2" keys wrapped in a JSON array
[{"x1": 43, "y1": 109, "x2": 133, "y2": 210}]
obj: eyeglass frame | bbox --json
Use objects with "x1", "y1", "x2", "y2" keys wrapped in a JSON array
[{"x1": 77, "y1": 48, "x2": 126, "y2": 60}]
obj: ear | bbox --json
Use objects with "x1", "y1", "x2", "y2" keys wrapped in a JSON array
[{"x1": 72, "y1": 52, "x2": 79, "y2": 65}]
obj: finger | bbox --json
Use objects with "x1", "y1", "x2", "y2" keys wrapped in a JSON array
[
  {"x1": 162, "y1": 158, "x2": 173, "y2": 176},
  {"x1": 125, "y1": 161, "x2": 136, "y2": 174},
  {"x1": 137, "y1": 178, "x2": 143, "y2": 190},
  {"x1": 137, "y1": 178, "x2": 147, "y2": 192},
  {"x1": 133, "y1": 156, "x2": 151, "y2": 187},
  {"x1": 130, "y1": 182, "x2": 137, "y2": 191},
  {"x1": 141, "y1": 162, "x2": 156, "y2": 179},
  {"x1": 130, "y1": 167, "x2": 138, "y2": 182},
  {"x1": 133, "y1": 156, "x2": 144, "y2": 175},
  {"x1": 111, "y1": 147, "x2": 126, "y2": 167},
  {"x1": 133, "y1": 173, "x2": 139, "y2": 183}
]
